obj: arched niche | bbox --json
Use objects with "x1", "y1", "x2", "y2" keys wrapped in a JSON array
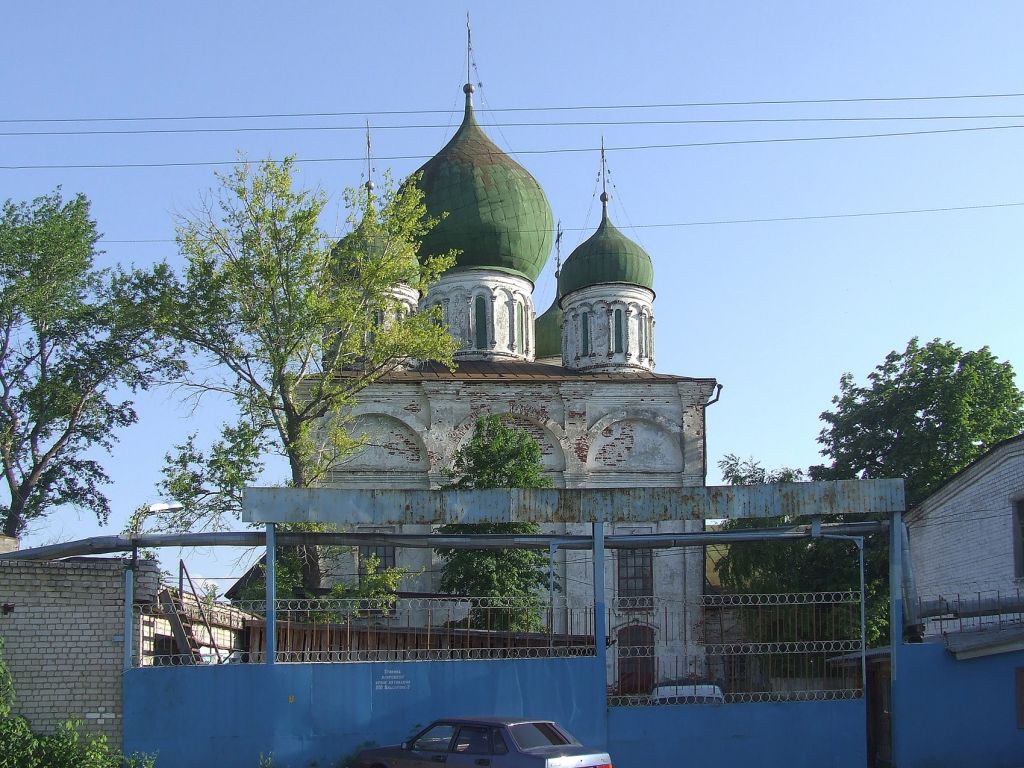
[
  {"x1": 449, "y1": 411, "x2": 566, "y2": 473},
  {"x1": 334, "y1": 413, "x2": 429, "y2": 470},
  {"x1": 586, "y1": 417, "x2": 682, "y2": 473}
]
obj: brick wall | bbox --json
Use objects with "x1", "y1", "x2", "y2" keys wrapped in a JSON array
[
  {"x1": 907, "y1": 438, "x2": 1024, "y2": 601},
  {"x1": 0, "y1": 557, "x2": 159, "y2": 748}
]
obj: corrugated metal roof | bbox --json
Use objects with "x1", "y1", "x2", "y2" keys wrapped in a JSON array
[{"x1": 359, "y1": 360, "x2": 714, "y2": 383}]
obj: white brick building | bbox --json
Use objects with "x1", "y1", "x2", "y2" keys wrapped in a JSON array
[
  {"x1": 0, "y1": 556, "x2": 160, "y2": 749},
  {"x1": 905, "y1": 434, "x2": 1024, "y2": 626}
]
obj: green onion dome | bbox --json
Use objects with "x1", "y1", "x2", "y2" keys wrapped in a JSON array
[
  {"x1": 534, "y1": 297, "x2": 564, "y2": 359},
  {"x1": 558, "y1": 196, "x2": 654, "y2": 299},
  {"x1": 413, "y1": 84, "x2": 553, "y2": 283}
]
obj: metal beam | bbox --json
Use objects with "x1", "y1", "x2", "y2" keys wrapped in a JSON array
[
  {"x1": 0, "y1": 522, "x2": 888, "y2": 561},
  {"x1": 242, "y1": 481, "x2": 905, "y2": 525}
]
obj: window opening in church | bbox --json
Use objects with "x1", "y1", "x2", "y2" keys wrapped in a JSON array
[
  {"x1": 474, "y1": 295, "x2": 488, "y2": 349},
  {"x1": 581, "y1": 311, "x2": 590, "y2": 356},
  {"x1": 358, "y1": 543, "x2": 396, "y2": 582},
  {"x1": 516, "y1": 303, "x2": 525, "y2": 354},
  {"x1": 638, "y1": 314, "x2": 646, "y2": 358},
  {"x1": 618, "y1": 548, "x2": 653, "y2": 605},
  {"x1": 614, "y1": 309, "x2": 624, "y2": 354}
]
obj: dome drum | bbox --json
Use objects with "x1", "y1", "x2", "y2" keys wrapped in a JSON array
[
  {"x1": 421, "y1": 268, "x2": 536, "y2": 362},
  {"x1": 561, "y1": 283, "x2": 655, "y2": 373}
]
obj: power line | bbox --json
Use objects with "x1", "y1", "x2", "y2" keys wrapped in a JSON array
[
  {"x1": 7, "y1": 122, "x2": 1024, "y2": 171},
  {"x1": 11, "y1": 113, "x2": 1024, "y2": 138},
  {"x1": 6, "y1": 90, "x2": 1024, "y2": 124},
  {"x1": 96, "y1": 200, "x2": 1024, "y2": 244}
]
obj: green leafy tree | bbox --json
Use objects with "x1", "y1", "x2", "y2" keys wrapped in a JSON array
[
  {"x1": 0, "y1": 190, "x2": 181, "y2": 537},
  {"x1": 148, "y1": 158, "x2": 457, "y2": 592},
  {"x1": 713, "y1": 454, "x2": 886, "y2": 655},
  {"x1": 812, "y1": 337, "x2": 1024, "y2": 506},
  {"x1": 435, "y1": 415, "x2": 552, "y2": 631},
  {"x1": 716, "y1": 338, "x2": 1024, "y2": 646}
]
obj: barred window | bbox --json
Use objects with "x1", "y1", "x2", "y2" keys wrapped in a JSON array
[
  {"x1": 618, "y1": 548, "x2": 653, "y2": 598},
  {"x1": 359, "y1": 544, "x2": 396, "y2": 581}
]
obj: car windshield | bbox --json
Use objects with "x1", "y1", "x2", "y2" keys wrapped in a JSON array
[
  {"x1": 507, "y1": 722, "x2": 573, "y2": 749},
  {"x1": 412, "y1": 724, "x2": 456, "y2": 752}
]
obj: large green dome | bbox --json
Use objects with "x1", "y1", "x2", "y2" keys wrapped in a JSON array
[
  {"x1": 558, "y1": 203, "x2": 654, "y2": 299},
  {"x1": 534, "y1": 297, "x2": 563, "y2": 359},
  {"x1": 413, "y1": 87, "x2": 553, "y2": 283}
]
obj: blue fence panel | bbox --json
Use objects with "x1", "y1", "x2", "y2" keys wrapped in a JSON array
[
  {"x1": 894, "y1": 641, "x2": 1024, "y2": 768},
  {"x1": 607, "y1": 700, "x2": 866, "y2": 768},
  {"x1": 124, "y1": 657, "x2": 606, "y2": 768}
]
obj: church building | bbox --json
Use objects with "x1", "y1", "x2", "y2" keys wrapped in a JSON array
[{"x1": 329, "y1": 79, "x2": 719, "y2": 694}]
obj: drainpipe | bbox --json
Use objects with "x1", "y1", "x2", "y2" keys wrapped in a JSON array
[{"x1": 700, "y1": 384, "x2": 723, "y2": 486}]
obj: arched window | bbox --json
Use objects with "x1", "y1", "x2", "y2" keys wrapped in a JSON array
[
  {"x1": 581, "y1": 311, "x2": 591, "y2": 356},
  {"x1": 614, "y1": 309, "x2": 624, "y2": 354},
  {"x1": 474, "y1": 295, "x2": 488, "y2": 349},
  {"x1": 637, "y1": 313, "x2": 646, "y2": 358},
  {"x1": 515, "y1": 302, "x2": 525, "y2": 354}
]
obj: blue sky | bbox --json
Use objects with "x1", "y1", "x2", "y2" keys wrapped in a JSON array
[{"x1": 4, "y1": 2, "x2": 1023, "y2": 584}]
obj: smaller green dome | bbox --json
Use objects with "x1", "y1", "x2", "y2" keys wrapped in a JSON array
[
  {"x1": 331, "y1": 206, "x2": 419, "y2": 285},
  {"x1": 558, "y1": 204, "x2": 654, "y2": 299},
  {"x1": 534, "y1": 297, "x2": 563, "y2": 359}
]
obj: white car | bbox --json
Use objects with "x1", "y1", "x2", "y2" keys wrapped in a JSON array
[{"x1": 649, "y1": 683, "x2": 725, "y2": 705}]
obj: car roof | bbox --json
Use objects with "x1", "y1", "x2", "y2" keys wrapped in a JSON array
[{"x1": 433, "y1": 717, "x2": 553, "y2": 727}]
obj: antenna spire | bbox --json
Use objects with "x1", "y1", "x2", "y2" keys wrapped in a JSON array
[
  {"x1": 463, "y1": 13, "x2": 476, "y2": 108},
  {"x1": 555, "y1": 220, "x2": 563, "y2": 281},
  {"x1": 599, "y1": 137, "x2": 610, "y2": 217},
  {"x1": 364, "y1": 121, "x2": 375, "y2": 200}
]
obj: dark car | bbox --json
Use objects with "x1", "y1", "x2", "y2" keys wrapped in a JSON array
[{"x1": 354, "y1": 717, "x2": 612, "y2": 768}]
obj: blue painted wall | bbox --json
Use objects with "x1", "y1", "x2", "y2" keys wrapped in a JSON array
[
  {"x1": 894, "y1": 641, "x2": 1024, "y2": 768},
  {"x1": 125, "y1": 659, "x2": 869, "y2": 768},
  {"x1": 124, "y1": 658, "x2": 606, "y2": 768},
  {"x1": 608, "y1": 700, "x2": 866, "y2": 768}
]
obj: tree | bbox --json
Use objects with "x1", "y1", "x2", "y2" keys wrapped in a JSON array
[
  {"x1": 812, "y1": 337, "x2": 1024, "y2": 507},
  {"x1": 715, "y1": 338, "x2": 1024, "y2": 646},
  {"x1": 434, "y1": 415, "x2": 553, "y2": 631},
  {"x1": 0, "y1": 191, "x2": 181, "y2": 537},
  {"x1": 150, "y1": 158, "x2": 457, "y2": 592},
  {"x1": 714, "y1": 454, "x2": 887, "y2": 647}
]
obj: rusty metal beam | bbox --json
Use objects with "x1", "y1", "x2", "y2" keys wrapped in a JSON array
[
  {"x1": 0, "y1": 521, "x2": 887, "y2": 561},
  {"x1": 242, "y1": 481, "x2": 905, "y2": 525}
]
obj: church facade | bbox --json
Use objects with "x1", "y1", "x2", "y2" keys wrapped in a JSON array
[{"x1": 327, "y1": 80, "x2": 718, "y2": 694}]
